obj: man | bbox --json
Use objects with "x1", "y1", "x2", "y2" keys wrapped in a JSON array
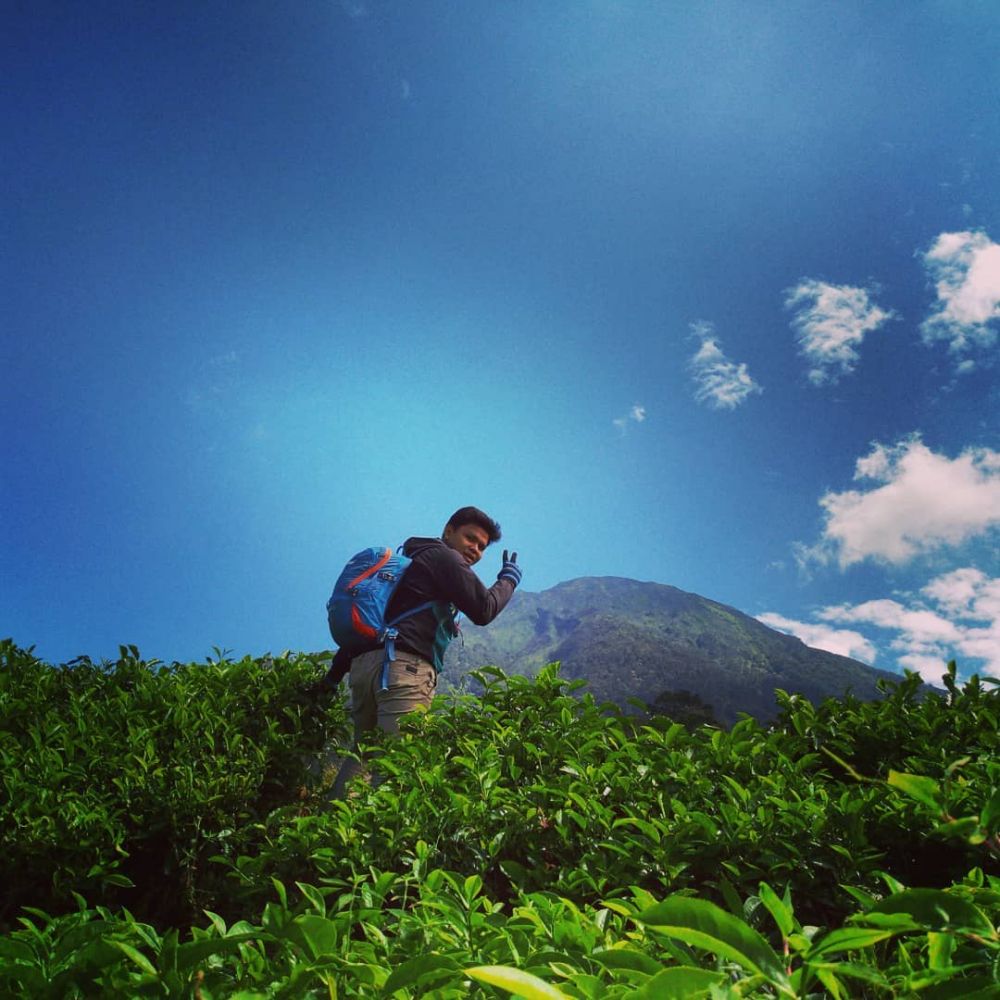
[{"x1": 324, "y1": 506, "x2": 521, "y2": 798}]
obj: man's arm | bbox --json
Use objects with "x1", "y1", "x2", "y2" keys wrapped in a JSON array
[
  {"x1": 302, "y1": 646, "x2": 352, "y2": 703},
  {"x1": 322, "y1": 647, "x2": 353, "y2": 687},
  {"x1": 432, "y1": 546, "x2": 521, "y2": 626}
]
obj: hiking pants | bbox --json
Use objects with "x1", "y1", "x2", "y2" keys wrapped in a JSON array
[{"x1": 330, "y1": 648, "x2": 437, "y2": 799}]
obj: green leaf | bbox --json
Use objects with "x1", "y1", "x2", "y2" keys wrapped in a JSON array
[
  {"x1": 927, "y1": 931, "x2": 956, "y2": 971},
  {"x1": 921, "y1": 976, "x2": 1000, "y2": 1000},
  {"x1": 632, "y1": 965, "x2": 727, "y2": 998},
  {"x1": 296, "y1": 881, "x2": 326, "y2": 916},
  {"x1": 108, "y1": 940, "x2": 158, "y2": 977},
  {"x1": 173, "y1": 933, "x2": 262, "y2": 973},
  {"x1": 636, "y1": 896, "x2": 789, "y2": 990},
  {"x1": 590, "y1": 948, "x2": 663, "y2": 976},
  {"x1": 980, "y1": 788, "x2": 1000, "y2": 831},
  {"x1": 203, "y1": 910, "x2": 228, "y2": 936},
  {"x1": 866, "y1": 889, "x2": 995, "y2": 933},
  {"x1": 808, "y1": 926, "x2": 898, "y2": 957},
  {"x1": 887, "y1": 771, "x2": 942, "y2": 810},
  {"x1": 819, "y1": 746, "x2": 869, "y2": 782},
  {"x1": 839, "y1": 885, "x2": 878, "y2": 909},
  {"x1": 935, "y1": 817, "x2": 981, "y2": 840},
  {"x1": 463, "y1": 874, "x2": 484, "y2": 902},
  {"x1": 102, "y1": 874, "x2": 135, "y2": 888},
  {"x1": 0, "y1": 938, "x2": 35, "y2": 963},
  {"x1": 383, "y1": 953, "x2": 460, "y2": 994},
  {"x1": 612, "y1": 816, "x2": 663, "y2": 842},
  {"x1": 271, "y1": 878, "x2": 288, "y2": 908},
  {"x1": 814, "y1": 967, "x2": 845, "y2": 999},
  {"x1": 809, "y1": 961, "x2": 889, "y2": 987},
  {"x1": 758, "y1": 882, "x2": 794, "y2": 938},
  {"x1": 291, "y1": 914, "x2": 341, "y2": 959},
  {"x1": 716, "y1": 877, "x2": 745, "y2": 918},
  {"x1": 855, "y1": 912, "x2": 920, "y2": 930},
  {"x1": 157, "y1": 927, "x2": 179, "y2": 975},
  {"x1": 465, "y1": 965, "x2": 571, "y2": 999}
]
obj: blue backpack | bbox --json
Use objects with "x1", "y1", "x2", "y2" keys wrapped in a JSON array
[{"x1": 326, "y1": 546, "x2": 435, "y2": 673}]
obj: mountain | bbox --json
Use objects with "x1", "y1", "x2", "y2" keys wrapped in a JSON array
[{"x1": 442, "y1": 576, "x2": 901, "y2": 725}]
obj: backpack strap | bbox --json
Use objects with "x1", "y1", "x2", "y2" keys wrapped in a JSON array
[{"x1": 378, "y1": 601, "x2": 437, "y2": 690}]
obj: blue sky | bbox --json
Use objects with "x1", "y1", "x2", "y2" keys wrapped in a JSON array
[{"x1": 3, "y1": 1, "x2": 998, "y2": 684}]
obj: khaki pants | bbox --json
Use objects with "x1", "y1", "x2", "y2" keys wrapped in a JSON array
[{"x1": 330, "y1": 647, "x2": 437, "y2": 799}]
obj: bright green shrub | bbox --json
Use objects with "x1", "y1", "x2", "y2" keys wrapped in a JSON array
[
  {"x1": 1, "y1": 642, "x2": 997, "y2": 996},
  {"x1": 0, "y1": 640, "x2": 348, "y2": 928},
  {"x1": 222, "y1": 663, "x2": 996, "y2": 931}
]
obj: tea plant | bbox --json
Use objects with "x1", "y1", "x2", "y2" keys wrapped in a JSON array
[
  {"x1": 1, "y1": 640, "x2": 997, "y2": 996},
  {"x1": 0, "y1": 640, "x2": 348, "y2": 928},
  {"x1": 225, "y1": 664, "x2": 993, "y2": 929}
]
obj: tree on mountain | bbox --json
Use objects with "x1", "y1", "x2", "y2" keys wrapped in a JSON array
[{"x1": 647, "y1": 688, "x2": 720, "y2": 729}]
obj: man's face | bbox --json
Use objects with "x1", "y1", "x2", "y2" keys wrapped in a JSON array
[{"x1": 443, "y1": 522, "x2": 490, "y2": 566}]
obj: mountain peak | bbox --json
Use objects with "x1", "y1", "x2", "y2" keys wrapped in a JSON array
[{"x1": 447, "y1": 575, "x2": 898, "y2": 724}]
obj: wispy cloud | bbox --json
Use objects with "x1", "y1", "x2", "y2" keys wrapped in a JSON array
[
  {"x1": 819, "y1": 568, "x2": 1000, "y2": 681},
  {"x1": 612, "y1": 403, "x2": 647, "y2": 434},
  {"x1": 688, "y1": 321, "x2": 762, "y2": 410},
  {"x1": 756, "y1": 612, "x2": 877, "y2": 662},
  {"x1": 920, "y1": 230, "x2": 1000, "y2": 366},
  {"x1": 799, "y1": 436, "x2": 1000, "y2": 568},
  {"x1": 784, "y1": 279, "x2": 895, "y2": 385},
  {"x1": 923, "y1": 566, "x2": 998, "y2": 616},
  {"x1": 762, "y1": 568, "x2": 1000, "y2": 684}
]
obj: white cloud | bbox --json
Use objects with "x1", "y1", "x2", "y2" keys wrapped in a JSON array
[
  {"x1": 756, "y1": 612, "x2": 878, "y2": 662},
  {"x1": 762, "y1": 568, "x2": 1000, "y2": 685},
  {"x1": 804, "y1": 436, "x2": 1000, "y2": 568},
  {"x1": 612, "y1": 403, "x2": 647, "y2": 433},
  {"x1": 688, "y1": 320, "x2": 762, "y2": 410},
  {"x1": 785, "y1": 279, "x2": 895, "y2": 385},
  {"x1": 922, "y1": 566, "x2": 990, "y2": 615},
  {"x1": 819, "y1": 569, "x2": 1000, "y2": 681},
  {"x1": 920, "y1": 230, "x2": 1000, "y2": 363},
  {"x1": 820, "y1": 599, "x2": 961, "y2": 646}
]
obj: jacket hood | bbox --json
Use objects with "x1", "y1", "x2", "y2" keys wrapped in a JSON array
[{"x1": 401, "y1": 536, "x2": 446, "y2": 558}]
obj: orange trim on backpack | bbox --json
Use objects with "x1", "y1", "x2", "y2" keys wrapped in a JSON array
[
  {"x1": 348, "y1": 547, "x2": 392, "y2": 589},
  {"x1": 351, "y1": 603, "x2": 378, "y2": 639}
]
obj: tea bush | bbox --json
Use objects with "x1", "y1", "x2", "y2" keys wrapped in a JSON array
[
  {"x1": 225, "y1": 665, "x2": 995, "y2": 928},
  {"x1": 0, "y1": 640, "x2": 997, "y2": 997},
  {"x1": 0, "y1": 640, "x2": 349, "y2": 928}
]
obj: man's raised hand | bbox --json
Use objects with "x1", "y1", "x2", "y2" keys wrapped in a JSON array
[{"x1": 498, "y1": 549, "x2": 522, "y2": 587}]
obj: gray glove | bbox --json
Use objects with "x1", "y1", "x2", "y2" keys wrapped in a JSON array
[{"x1": 498, "y1": 549, "x2": 522, "y2": 587}]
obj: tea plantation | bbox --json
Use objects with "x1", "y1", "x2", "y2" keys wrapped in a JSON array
[{"x1": 0, "y1": 638, "x2": 997, "y2": 997}]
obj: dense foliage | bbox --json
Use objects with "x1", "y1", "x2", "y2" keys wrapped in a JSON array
[
  {"x1": 0, "y1": 641, "x2": 348, "y2": 930},
  {"x1": 0, "y1": 638, "x2": 997, "y2": 997}
]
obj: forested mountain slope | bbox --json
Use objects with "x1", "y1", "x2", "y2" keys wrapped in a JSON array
[{"x1": 445, "y1": 576, "x2": 900, "y2": 723}]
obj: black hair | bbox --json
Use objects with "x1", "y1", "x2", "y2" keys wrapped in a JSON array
[{"x1": 444, "y1": 506, "x2": 502, "y2": 543}]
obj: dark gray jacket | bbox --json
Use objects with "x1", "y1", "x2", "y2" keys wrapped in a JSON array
[
  {"x1": 386, "y1": 536, "x2": 515, "y2": 670},
  {"x1": 325, "y1": 536, "x2": 515, "y2": 682}
]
